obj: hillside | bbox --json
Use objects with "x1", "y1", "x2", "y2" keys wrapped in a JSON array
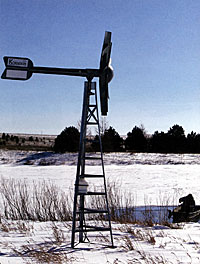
[{"x1": 0, "y1": 133, "x2": 56, "y2": 151}]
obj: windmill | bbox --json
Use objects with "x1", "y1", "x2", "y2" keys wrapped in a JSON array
[{"x1": 1, "y1": 31, "x2": 114, "y2": 248}]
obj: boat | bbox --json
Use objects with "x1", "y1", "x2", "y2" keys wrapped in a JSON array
[
  {"x1": 169, "y1": 205, "x2": 200, "y2": 223},
  {"x1": 168, "y1": 194, "x2": 200, "y2": 223}
]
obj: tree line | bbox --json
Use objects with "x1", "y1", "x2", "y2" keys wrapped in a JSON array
[
  {"x1": 0, "y1": 133, "x2": 54, "y2": 151},
  {"x1": 54, "y1": 124, "x2": 200, "y2": 153}
]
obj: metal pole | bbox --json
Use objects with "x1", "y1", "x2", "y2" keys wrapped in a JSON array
[{"x1": 71, "y1": 81, "x2": 90, "y2": 248}]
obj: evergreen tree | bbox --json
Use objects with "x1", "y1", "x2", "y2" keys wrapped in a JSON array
[
  {"x1": 187, "y1": 131, "x2": 200, "y2": 153},
  {"x1": 150, "y1": 124, "x2": 187, "y2": 153},
  {"x1": 2, "y1": 133, "x2": 5, "y2": 140},
  {"x1": 29, "y1": 136, "x2": 34, "y2": 142},
  {"x1": 15, "y1": 136, "x2": 19, "y2": 144},
  {"x1": 125, "y1": 126, "x2": 147, "y2": 152},
  {"x1": 92, "y1": 126, "x2": 123, "y2": 152},
  {"x1": 5, "y1": 134, "x2": 10, "y2": 141},
  {"x1": 54, "y1": 126, "x2": 80, "y2": 153},
  {"x1": 101, "y1": 126, "x2": 124, "y2": 152},
  {"x1": 150, "y1": 131, "x2": 169, "y2": 153},
  {"x1": 166, "y1": 124, "x2": 186, "y2": 153}
]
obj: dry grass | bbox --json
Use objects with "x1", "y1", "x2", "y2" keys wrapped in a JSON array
[
  {"x1": 120, "y1": 225, "x2": 156, "y2": 246},
  {"x1": 135, "y1": 250, "x2": 171, "y2": 264},
  {"x1": 0, "y1": 178, "x2": 72, "y2": 222},
  {"x1": 13, "y1": 242, "x2": 73, "y2": 264},
  {"x1": 51, "y1": 222, "x2": 66, "y2": 245},
  {"x1": 121, "y1": 235, "x2": 135, "y2": 251},
  {"x1": 0, "y1": 177, "x2": 173, "y2": 228},
  {"x1": 119, "y1": 225, "x2": 172, "y2": 264},
  {"x1": 87, "y1": 179, "x2": 136, "y2": 223},
  {"x1": 0, "y1": 219, "x2": 33, "y2": 234},
  {"x1": 11, "y1": 222, "x2": 74, "y2": 264}
]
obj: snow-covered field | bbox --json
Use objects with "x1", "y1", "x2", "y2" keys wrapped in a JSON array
[{"x1": 0, "y1": 150, "x2": 200, "y2": 263}]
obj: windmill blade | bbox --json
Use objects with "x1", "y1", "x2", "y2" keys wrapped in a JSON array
[
  {"x1": 100, "y1": 32, "x2": 112, "y2": 70},
  {"x1": 99, "y1": 73, "x2": 109, "y2": 116},
  {"x1": 99, "y1": 31, "x2": 113, "y2": 116}
]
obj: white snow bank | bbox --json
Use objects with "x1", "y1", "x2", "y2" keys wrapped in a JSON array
[{"x1": 1, "y1": 150, "x2": 200, "y2": 166}]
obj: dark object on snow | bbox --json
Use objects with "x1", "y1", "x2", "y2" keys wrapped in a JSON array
[
  {"x1": 168, "y1": 194, "x2": 200, "y2": 223},
  {"x1": 179, "y1": 193, "x2": 195, "y2": 213}
]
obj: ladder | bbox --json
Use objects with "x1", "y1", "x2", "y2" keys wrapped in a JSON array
[{"x1": 71, "y1": 80, "x2": 114, "y2": 248}]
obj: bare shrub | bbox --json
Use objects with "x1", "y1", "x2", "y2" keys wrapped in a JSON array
[
  {"x1": 0, "y1": 178, "x2": 73, "y2": 222},
  {"x1": 0, "y1": 219, "x2": 33, "y2": 235},
  {"x1": 121, "y1": 235, "x2": 135, "y2": 251},
  {"x1": 121, "y1": 225, "x2": 156, "y2": 245},
  {"x1": 32, "y1": 181, "x2": 72, "y2": 221},
  {"x1": 136, "y1": 250, "x2": 170, "y2": 264},
  {"x1": 0, "y1": 177, "x2": 172, "y2": 226},
  {"x1": 16, "y1": 221, "x2": 34, "y2": 234},
  {"x1": 1, "y1": 178, "x2": 31, "y2": 220},
  {"x1": 0, "y1": 220, "x2": 9, "y2": 232},
  {"x1": 51, "y1": 222, "x2": 65, "y2": 245},
  {"x1": 88, "y1": 179, "x2": 136, "y2": 224},
  {"x1": 142, "y1": 206, "x2": 155, "y2": 227}
]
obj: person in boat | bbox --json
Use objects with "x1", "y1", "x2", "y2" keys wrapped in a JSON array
[
  {"x1": 168, "y1": 194, "x2": 196, "y2": 220},
  {"x1": 179, "y1": 193, "x2": 195, "y2": 213}
]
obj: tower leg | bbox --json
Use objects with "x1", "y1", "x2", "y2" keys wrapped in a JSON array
[{"x1": 71, "y1": 81, "x2": 89, "y2": 248}]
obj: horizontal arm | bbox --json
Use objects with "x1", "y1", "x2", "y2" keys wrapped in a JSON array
[{"x1": 30, "y1": 66, "x2": 101, "y2": 79}]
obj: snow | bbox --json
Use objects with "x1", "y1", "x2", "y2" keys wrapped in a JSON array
[{"x1": 0, "y1": 150, "x2": 200, "y2": 263}]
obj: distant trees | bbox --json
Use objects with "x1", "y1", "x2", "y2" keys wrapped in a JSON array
[
  {"x1": 29, "y1": 136, "x2": 34, "y2": 142},
  {"x1": 92, "y1": 126, "x2": 124, "y2": 152},
  {"x1": 53, "y1": 126, "x2": 80, "y2": 153},
  {"x1": 2, "y1": 133, "x2": 5, "y2": 140},
  {"x1": 1, "y1": 133, "x2": 19, "y2": 144},
  {"x1": 2, "y1": 123, "x2": 200, "y2": 153},
  {"x1": 101, "y1": 126, "x2": 124, "y2": 152},
  {"x1": 0, "y1": 133, "x2": 54, "y2": 151},
  {"x1": 150, "y1": 125, "x2": 187, "y2": 153},
  {"x1": 166, "y1": 125, "x2": 186, "y2": 153},
  {"x1": 125, "y1": 126, "x2": 147, "y2": 152},
  {"x1": 186, "y1": 132, "x2": 200, "y2": 153},
  {"x1": 150, "y1": 131, "x2": 168, "y2": 153},
  {"x1": 53, "y1": 123, "x2": 200, "y2": 153}
]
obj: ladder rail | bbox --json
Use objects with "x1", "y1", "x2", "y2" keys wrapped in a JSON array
[
  {"x1": 94, "y1": 85, "x2": 114, "y2": 247},
  {"x1": 71, "y1": 81, "x2": 88, "y2": 247}
]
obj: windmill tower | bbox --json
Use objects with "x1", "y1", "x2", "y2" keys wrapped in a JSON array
[{"x1": 71, "y1": 32, "x2": 114, "y2": 248}]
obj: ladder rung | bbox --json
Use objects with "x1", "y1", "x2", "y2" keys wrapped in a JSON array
[
  {"x1": 84, "y1": 225, "x2": 110, "y2": 231},
  {"x1": 87, "y1": 122, "x2": 98, "y2": 125},
  {"x1": 83, "y1": 174, "x2": 104, "y2": 178},
  {"x1": 84, "y1": 192, "x2": 106, "y2": 195},
  {"x1": 75, "y1": 226, "x2": 111, "y2": 233},
  {"x1": 77, "y1": 208, "x2": 108, "y2": 214},
  {"x1": 88, "y1": 104, "x2": 97, "y2": 107},
  {"x1": 84, "y1": 157, "x2": 101, "y2": 160}
]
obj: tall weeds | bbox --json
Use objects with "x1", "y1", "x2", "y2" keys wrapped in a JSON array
[
  {"x1": 0, "y1": 177, "x2": 172, "y2": 226},
  {"x1": 0, "y1": 178, "x2": 72, "y2": 221}
]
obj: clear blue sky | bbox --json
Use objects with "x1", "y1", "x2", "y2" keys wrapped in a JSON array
[{"x1": 1, "y1": 0, "x2": 200, "y2": 135}]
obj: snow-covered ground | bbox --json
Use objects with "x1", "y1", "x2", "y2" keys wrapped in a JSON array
[{"x1": 0, "y1": 150, "x2": 200, "y2": 263}]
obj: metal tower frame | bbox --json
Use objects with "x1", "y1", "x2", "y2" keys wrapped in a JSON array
[{"x1": 71, "y1": 79, "x2": 114, "y2": 248}]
